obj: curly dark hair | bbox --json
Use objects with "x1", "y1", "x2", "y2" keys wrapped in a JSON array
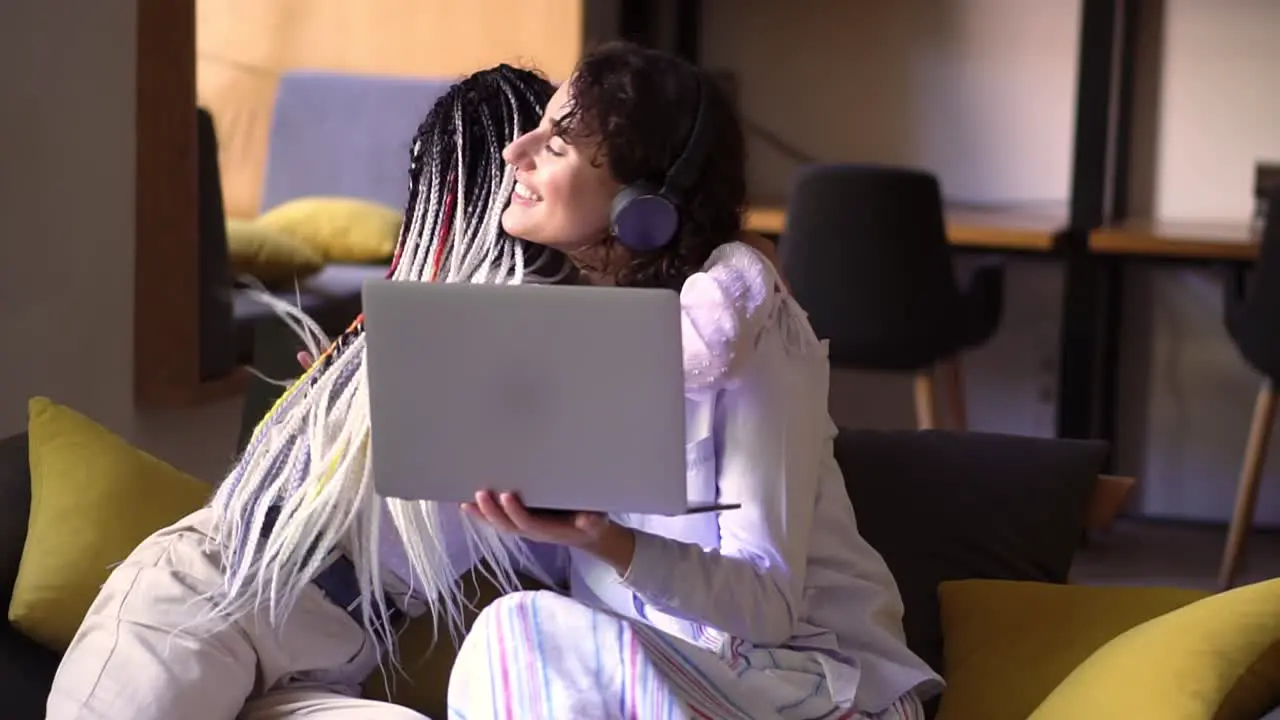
[{"x1": 555, "y1": 41, "x2": 747, "y2": 290}]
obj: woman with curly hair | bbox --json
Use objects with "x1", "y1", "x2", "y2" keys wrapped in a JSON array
[
  {"x1": 449, "y1": 42, "x2": 940, "y2": 719},
  {"x1": 47, "y1": 42, "x2": 941, "y2": 720}
]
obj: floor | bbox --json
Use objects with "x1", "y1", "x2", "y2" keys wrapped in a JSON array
[{"x1": 1071, "y1": 517, "x2": 1280, "y2": 590}]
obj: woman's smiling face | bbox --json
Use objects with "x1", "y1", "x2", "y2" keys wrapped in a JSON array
[{"x1": 500, "y1": 81, "x2": 622, "y2": 253}]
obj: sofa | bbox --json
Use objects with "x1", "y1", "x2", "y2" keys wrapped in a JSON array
[
  {"x1": 6, "y1": 372, "x2": 1280, "y2": 719},
  {"x1": 195, "y1": 72, "x2": 462, "y2": 382}
]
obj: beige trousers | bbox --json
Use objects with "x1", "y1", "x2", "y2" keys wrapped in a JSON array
[{"x1": 46, "y1": 508, "x2": 428, "y2": 720}]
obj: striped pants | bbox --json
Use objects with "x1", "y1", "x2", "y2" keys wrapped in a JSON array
[{"x1": 447, "y1": 590, "x2": 924, "y2": 720}]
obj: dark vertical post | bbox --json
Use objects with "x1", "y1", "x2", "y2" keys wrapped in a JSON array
[
  {"x1": 674, "y1": 0, "x2": 703, "y2": 64},
  {"x1": 618, "y1": 0, "x2": 656, "y2": 46},
  {"x1": 1056, "y1": 0, "x2": 1139, "y2": 453},
  {"x1": 619, "y1": 0, "x2": 702, "y2": 64}
]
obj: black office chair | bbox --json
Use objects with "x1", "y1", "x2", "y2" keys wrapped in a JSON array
[
  {"x1": 777, "y1": 163, "x2": 1004, "y2": 430},
  {"x1": 1219, "y1": 189, "x2": 1280, "y2": 589}
]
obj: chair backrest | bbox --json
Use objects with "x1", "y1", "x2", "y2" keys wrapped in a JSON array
[
  {"x1": 260, "y1": 71, "x2": 456, "y2": 213},
  {"x1": 777, "y1": 163, "x2": 969, "y2": 370},
  {"x1": 1228, "y1": 188, "x2": 1280, "y2": 378},
  {"x1": 1245, "y1": 189, "x2": 1280, "y2": 307}
]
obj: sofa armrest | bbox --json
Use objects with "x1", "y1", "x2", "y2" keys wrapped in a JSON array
[{"x1": 0, "y1": 622, "x2": 60, "y2": 719}]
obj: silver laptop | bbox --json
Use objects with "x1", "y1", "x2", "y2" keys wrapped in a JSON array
[{"x1": 361, "y1": 279, "x2": 739, "y2": 516}]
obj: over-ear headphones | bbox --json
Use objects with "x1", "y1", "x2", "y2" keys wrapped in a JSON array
[{"x1": 610, "y1": 69, "x2": 717, "y2": 253}]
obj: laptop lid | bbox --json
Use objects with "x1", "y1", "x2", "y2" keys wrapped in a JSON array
[{"x1": 362, "y1": 280, "x2": 691, "y2": 515}]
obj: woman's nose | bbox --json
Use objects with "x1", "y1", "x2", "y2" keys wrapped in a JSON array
[{"x1": 502, "y1": 134, "x2": 532, "y2": 169}]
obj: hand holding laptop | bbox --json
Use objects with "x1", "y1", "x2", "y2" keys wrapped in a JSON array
[
  {"x1": 462, "y1": 490, "x2": 608, "y2": 545},
  {"x1": 462, "y1": 490, "x2": 638, "y2": 575}
]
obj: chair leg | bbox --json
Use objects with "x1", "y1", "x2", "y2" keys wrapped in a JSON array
[
  {"x1": 1219, "y1": 380, "x2": 1278, "y2": 591},
  {"x1": 939, "y1": 356, "x2": 968, "y2": 431},
  {"x1": 913, "y1": 369, "x2": 939, "y2": 430}
]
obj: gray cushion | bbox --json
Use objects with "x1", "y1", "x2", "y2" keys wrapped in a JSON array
[
  {"x1": 233, "y1": 263, "x2": 389, "y2": 333},
  {"x1": 835, "y1": 429, "x2": 1107, "y2": 676},
  {"x1": 0, "y1": 432, "x2": 31, "y2": 603}
]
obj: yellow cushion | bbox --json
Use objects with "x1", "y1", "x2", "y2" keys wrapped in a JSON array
[
  {"x1": 363, "y1": 571, "x2": 517, "y2": 717},
  {"x1": 8, "y1": 397, "x2": 212, "y2": 651},
  {"x1": 936, "y1": 579, "x2": 1210, "y2": 720},
  {"x1": 226, "y1": 217, "x2": 325, "y2": 286},
  {"x1": 1030, "y1": 577, "x2": 1280, "y2": 720},
  {"x1": 257, "y1": 196, "x2": 401, "y2": 264}
]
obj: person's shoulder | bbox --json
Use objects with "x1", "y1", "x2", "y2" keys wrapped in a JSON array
[{"x1": 679, "y1": 241, "x2": 786, "y2": 393}]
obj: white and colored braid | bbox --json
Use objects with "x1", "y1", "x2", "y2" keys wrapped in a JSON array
[{"x1": 202, "y1": 66, "x2": 569, "y2": 669}]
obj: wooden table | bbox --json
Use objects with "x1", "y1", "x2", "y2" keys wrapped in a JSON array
[
  {"x1": 1089, "y1": 219, "x2": 1259, "y2": 262},
  {"x1": 744, "y1": 203, "x2": 1066, "y2": 253}
]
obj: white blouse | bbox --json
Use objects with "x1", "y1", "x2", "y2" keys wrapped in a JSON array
[{"x1": 565, "y1": 242, "x2": 944, "y2": 713}]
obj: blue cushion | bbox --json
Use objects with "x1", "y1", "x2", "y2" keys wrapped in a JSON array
[{"x1": 261, "y1": 71, "x2": 455, "y2": 213}]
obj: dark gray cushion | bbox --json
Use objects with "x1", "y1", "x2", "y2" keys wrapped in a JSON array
[
  {"x1": 197, "y1": 107, "x2": 237, "y2": 382},
  {"x1": 0, "y1": 621, "x2": 60, "y2": 718},
  {"x1": 0, "y1": 432, "x2": 31, "y2": 603},
  {"x1": 835, "y1": 429, "x2": 1107, "y2": 677},
  {"x1": 0, "y1": 432, "x2": 53, "y2": 718}
]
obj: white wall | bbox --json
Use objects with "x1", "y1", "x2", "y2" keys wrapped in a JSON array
[
  {"x1": 1119, "y1": 0, "x2": 1280, "y2": 525},
  {"x1": 703, "y1": 0, "x2": 1081, "y2": 206},
  {"x1": 0, "y1": 0, "x2": 243, "y2": 481},
  {"x1": 705, "y1": 0, "x2": 1280, "y2": 526},
  {"x1": 1152, "y1": 0, "x2": 1280, "y2": 222}
]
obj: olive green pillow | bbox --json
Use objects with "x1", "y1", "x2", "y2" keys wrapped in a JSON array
[
  {"x1": 257, "y1": 196, "x2": 400, "y2": 265},
  {"x1": 227, "y1": 217, "x2": 325, "y2": 286}
]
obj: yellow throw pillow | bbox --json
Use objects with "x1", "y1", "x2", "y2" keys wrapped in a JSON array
[
  {"x1": 257, "y1": 196, "x2": 401, "y2": 264},
  {"x1": 8, "y1": 397, "x2": 213, "y2": 651},
  {"x1": 227, "y1": 217, "x2": 325, "y2": 286},
  {"x1": 363, "y1": 569, "x2": 550, "y2": 717},
  {"x1": 363, "y1": 571, "x2": 509, "y2": 716},
  {"x1": 936, "y1": 579, "x2": 1209, "y2": 720},
  {"x1": 1030, "y1": 577, "x2": 1280, "y2": 720}
]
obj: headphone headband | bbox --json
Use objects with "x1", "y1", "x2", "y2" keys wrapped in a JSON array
[
  {"x1": 660, "y1": 70, "x2": 715, "y2": 203},
  {"x1": 609, "y1": 68, "x2": 719, "y2": 253}
]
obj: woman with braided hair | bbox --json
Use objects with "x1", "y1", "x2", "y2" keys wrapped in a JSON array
[
  {"x1": 49, "y1": 42, "x2": 941, "y2": 720},
  {"x1": 48, "y1": 63, "x2": 571, "y2": 720}
]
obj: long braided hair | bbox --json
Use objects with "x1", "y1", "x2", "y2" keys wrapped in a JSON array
[{"x1": 205, "y1": 65, "x2": 566, "y2": 660}]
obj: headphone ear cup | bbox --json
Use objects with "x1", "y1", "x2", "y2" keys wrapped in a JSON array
[{"x1": 611, "y1": 183, "x2": 680, "y2": 253}]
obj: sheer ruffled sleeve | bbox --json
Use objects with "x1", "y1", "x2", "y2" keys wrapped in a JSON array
[{"x1": 680, "y1": 242, "x2": 787, "y2": 395}]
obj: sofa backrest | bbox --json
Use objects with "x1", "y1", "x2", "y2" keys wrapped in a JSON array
[
  {"x1": 3, "y1": 391, "x2": 1108, "y2": 688},
  {"x1": 835, "y1": 428, "x2": 1107, "y2": 676},
  {"x1": 260, "y1": 71, "x2": 457, "y2": 214}
]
